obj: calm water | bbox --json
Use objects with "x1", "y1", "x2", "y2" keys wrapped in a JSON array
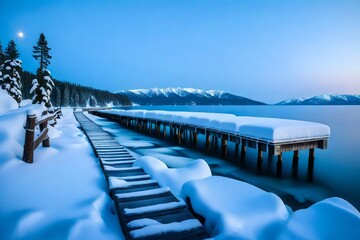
[{"x1": 114, "y1": 105, "x2": 360, "y2": 209}]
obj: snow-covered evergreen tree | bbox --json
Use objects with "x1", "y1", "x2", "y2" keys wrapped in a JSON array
[
  {"x1": 30, "y1": 33, "x2": 54, "y2": 107},
  {"x1": 0, "y1": 40, "x2": 22, "y2": 105},
  {"x1": 30, "y1": 68, "x2": 54, "y2": 107}
]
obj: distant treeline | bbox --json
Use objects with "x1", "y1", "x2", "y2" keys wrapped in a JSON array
[{"x1": 21, "y1": 71, "x2": 131, "y2": 107}]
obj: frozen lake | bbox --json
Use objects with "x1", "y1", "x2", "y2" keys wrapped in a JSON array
[{"x1": 92, "y1": 105, "x2": 360, "y2": 210}]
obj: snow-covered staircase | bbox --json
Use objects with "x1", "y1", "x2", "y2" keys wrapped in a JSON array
[{"x1": 74, "y1": 111, "x2": 210, "y2": 240}]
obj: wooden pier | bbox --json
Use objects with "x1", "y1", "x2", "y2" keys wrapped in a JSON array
[
  {"x1": 74, "y1": 111, "x2": 209, "y2": 240},
  {"x1": 90, "y1": 110, "x2": 329, "y2": 180}
]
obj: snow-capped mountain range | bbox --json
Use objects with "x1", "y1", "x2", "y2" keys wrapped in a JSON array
[
  {"x1": 118, "y1": 88, "x2": 360, "y2": 105},
  {"x1": 118, "y1": 88, "x2": 265, "y2": 105},
  {"x1": 277, "y1": 94, "x2": 360, "y2": 105}
]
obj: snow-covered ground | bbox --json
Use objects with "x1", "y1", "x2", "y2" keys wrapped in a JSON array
[{"x1": 0, "y1": 91, "x2": 122, "y2": 239}]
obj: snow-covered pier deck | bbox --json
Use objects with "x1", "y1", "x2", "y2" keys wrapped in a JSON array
[
  {"x1": 74, "y1": 111, "x2": 210, "y2": 240},
  {"x1": 90, "y1": 109, "x2": 330, "y2": 179}
]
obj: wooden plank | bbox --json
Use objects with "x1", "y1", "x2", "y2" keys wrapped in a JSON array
[
  {"x1": 33, "y1": 128, "x2": 49, "y2": 150},
  {"x1": 119, "y1": 195, "x2": 179, "y2": 209},
  {"x1": 113, "y1": 183, "x2": 160, "y2": 194}
]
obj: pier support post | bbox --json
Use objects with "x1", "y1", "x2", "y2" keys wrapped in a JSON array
[
  {"x1": 292, "y1": 150, "x2": 299, "y2": 178},
  {"x1": 257, "y1": 145, "x2": 263, "y2": 174},
  {"x1": 221, "y1": 135, "x2": 228, "y2": 158},
  {"x1": 276, "y1": 153, "x2": 283, "y2": 178},
  {"x1": 205, "y1": 132, "x2": 210, "y2": 152},
  {"x1": 214, "y1": 136, "x2": 218, "y2": 155},
  {"x1": 308, "y1": 148, "x2": 315, "y2": 181},
  {"x1": 163, "y1": 124, "x2": 166, "y2": 139},
  {"x1": 240, "y1": 139, "x2": 246, "y2": 165},
  {"x1": 156, "y1": 122, "x2": 160, "y2": 137},
  {"x1": 193, "y1": 132, "x2": 198, "y2": 148},
  {"x1": 178, "y1": 128, "x2": 183, "y2": 145},
  {"x1": 170, "y1": 124, "x2": 173, "y2": 139},
  {"x1": 234, "y1": 143, "x2": 239, "y2": 162}
]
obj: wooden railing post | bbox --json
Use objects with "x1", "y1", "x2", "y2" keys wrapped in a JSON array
[
  {"x1": 40, "y1": 111, "x2": 50, "y2": 147},
  {"x1": 22, "y1": 110, "x2": 36, "y2": 163}
]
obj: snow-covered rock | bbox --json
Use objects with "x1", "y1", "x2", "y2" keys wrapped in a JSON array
[
  {"x1": 182, "y1": 176, "x2": 289, "y2": 240},
  {"x1": 277, "y1": 197, "x2": 360, "y2": 240}
]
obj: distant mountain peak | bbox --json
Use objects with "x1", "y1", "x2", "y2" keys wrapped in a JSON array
[
  {"x1": 277, "y1": 94, "x2": 360, "y2": 105},
  {"x1": 118, "y1": 87, "x2": 264, "y2": 106}
]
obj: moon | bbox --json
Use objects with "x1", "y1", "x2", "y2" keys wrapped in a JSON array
[{"x1": 18, "y1": 32, "x2": 24, "y2": 38}]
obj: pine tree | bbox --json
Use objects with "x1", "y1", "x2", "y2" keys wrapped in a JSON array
[
  {"x1": 0, "y1": 40, "x2": 22, "y2": 105},
  {"x1": 62, "y1": 85, "x2": 70, "y2": 106},
  {"x1": 5, "y1": 40, "x2": 19, "y2": 60},
  {"x1": 30, "y1": 33, "x2": 54, "y2": 107},
  {"x1": 0, "y1": 41, "x2": 5, "y2": 66},
  {"x1": 32, "y1": 33, "x2": 52, "y2": 69},
  {"x1": 0, "y1": 41, "x2": 4, "y2": 83}
]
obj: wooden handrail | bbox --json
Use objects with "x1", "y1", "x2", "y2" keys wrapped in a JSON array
[
  {"x1": 22, "y1": 107, "x2": 62, "y2": 163},
  {"x1": 34, "y1": 128, "x2": 49, "y2": 150}
]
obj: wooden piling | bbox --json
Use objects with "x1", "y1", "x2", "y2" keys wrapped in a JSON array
[
  {"x1": 234, "y1": 143, "x2": 239, "y2": 162},
  {"x1": 205, "y1": 132, "x2": 211, "y2": 151},
  {"x1": 240, "y1": 138, "x2": 246, "y2": 164},
  {"x1": 257, "y1": 146, "x2": 263, "y2": 174},
  {"x1": 22, "y1": 111, "x2": 36, "y2": 163},
  {"x1": 193, "y1": 132, "x2": 198, "y2": 147},
  {"x1": 292, "y1": 150, "x2": 299, "y2": 178},
  {"x1": 221, "y1": 134, "x2": 228, "y2": 158},
  {"x1": 163, "y1": 124, "x2": 166, "y2": 139},
  {"x1": 308, "y1": 148, "x2": 315, "y2": 181},
  {"x1": 276, "y1": 153, "x2": 283, "y2": 177}
]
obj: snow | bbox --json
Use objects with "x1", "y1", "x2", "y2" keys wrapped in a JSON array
[
  {"x1": 277, "y1": 197, "x2": 360, "y2": 240},
  {"x1": 115, "y1": 187, "x2": 170, "y2": 199},
  {"x1": 239, "y1": 118, "x2": 330, "y2": 143},
  {"x1": 0, "y1": 89, "x2": 18, "y2": 114},
  {"x1": 182, "y1": 176, "x2": 289, "y2": 239},
  {"x1": 129, "y1": 219, "x2": 202, "y2": 239},
  {"x1": 108, "y1": 177, "x2": 157, "y2": 190},
  {"x1": 134, "y1": 156, "x2": 212, "y2": 197},
  {"x1": 99, "y1": 110, "x2": 330, "y2": 142},
  {"x1": 103, "y1": 165, "x2": 141, "y2": 171},
  {"x1": 121, "y1": 87, "x2": 226, "y2": 99},
  {"x1": 0, "y1": 107, "x2": 123, "y2": 239},
  {"x1": 124, "y1": 200, "x2": 186, "y2": 215}
]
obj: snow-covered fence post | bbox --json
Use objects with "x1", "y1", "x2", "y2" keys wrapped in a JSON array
[
  {"x1": 39, "y1": 110, "x2": 50, "y2": 147},
  {"x1": 23, "y1": 110, "x2": 36, "y2": 163}
]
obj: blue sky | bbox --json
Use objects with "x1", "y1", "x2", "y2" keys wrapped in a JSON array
[{"x1": 1, "y1": 0, "x2": 359, "y2": 103}]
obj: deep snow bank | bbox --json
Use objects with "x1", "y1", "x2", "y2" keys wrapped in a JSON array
[
  {"x1": 277, "y1": 197, "x2": 360, "y2": 239},
  {"x1": 0, "y1": 89, "x2": 18, "y2": 114},
  {"x1": 134, "y1": 156, "x2": 212, "y2": 197},
  {"x1": 0, "y1": 106, "x2": 122, "y2": 239},
  {"x1": 182, "y1": 176, "x2": 289, "y2": 240}
]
